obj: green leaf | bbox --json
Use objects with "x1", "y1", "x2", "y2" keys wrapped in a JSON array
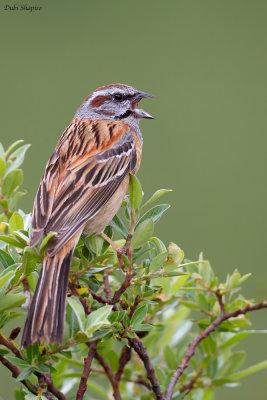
[
  {"x1": 23, "y1": 251, "x2": 38, "y2": 276},
  {"x1": 161, "y1": 271, "x2": 185, "y2": 277},
  {"x1": 140, "y1": 189, "x2": 172, "y2": 214},
  {"x1": 110, "y1": 215, "x2": 128, "y2": 239},
  {"x1": 150, "y1": 251, "x2": 167, "y2": 273},
  {"x1": 9, "y1": 212, "x2": 24, "y2": 233},
  {"x1": 150, "y1": 237, "x2": 167, "y2": 253},
  {"x1": 179, "y1": 300, "x2": 199, "y2": 310},
  {"x1": 133, "y1": 323, "x2": 153, "y2": 331},
  {"x1": 35, "y1": 364, "x2": 50, "y2": 373},
  {"x1": 198, "y1": 254, "x2": 214, "y2": 285},
  {"x1": 26, "y1": 343, "x2": 40, "y2": 364},
  {"x1": 85, "y1": 235, "x2": 104, "y2": 255},
  {"x1": 0, "y1": 235, "x2": 25, "y2": 248},
  {"x1": 9, "y1": 191, "x2": 26, "y2": 210},
  {"x1": 0, "y1": 263, "x2": 21, "y2": 279},
  {"x1": 137, "y1": 204, "x2": 170, "y2": 227},
  {"x1": 0, "y1": 158, "x2": 5, "y2": 179},
  {"x1": 1, "y1": 169, "x2": 23, "y2": 197},
  {"x1": 0, "y1": 143, "x2": 4, "y2": 159},
  {"x1": 165, "y1": 242, "x2": 184, "y2": 267},
  {"x1": 13, "y1": 231, "x2": 28, "y2": 246},
  {"x1": 25, "y1": 395, "x2": 41, "y2": 400},
  {"x1": 132, "y1": 219, "x2": 154, "y2": 249},
  {"x1": 0, "y1": 347, "x2": 9, "y2": 355},
  {"x1": 171, "y1": 274, "x2": 190, "y2": 293},
  {"x1": 6, "y1": 355, "x2": 29, "y2": 369},
  {"x1": 238, "y1": 273, "x2": 252, "y2": 284},
  {"x1": 85, "y1": 305, "x2": 112, "y2": 335},
  {"x1": 220, "y1": 332, "x2": 253, "y2": 350},
  {"x1": 39, "y1": 231, "x2": 57, "y2": 255},
  {"x1": 17, "y1": 367, "x2": 35, "y2": 381},
  {"x1": 131, "y1": 304, "x2": 148, "y2": 327},
  {"x1": 164, "y1": 345, "x2": 177, "y2": 370},
  {"x1": 0, "y1": 293, "x2": 27, "y2": 312},
  {"x1": 67, "y1": 296, "x2": 86, "y2": 331},
  {"x1": 6, "y1": 144, "x2": 31, "y2": 173},
  {"x1": 0, "y1": 199, "x2": 8, "y2": 210},
  {"x1": 0, "y1": 270, "x2": 14, "y2": 290},
  {"x1": 4, "y1": 140, "x2": 24, "y2": 160},
  {"x1": 200, "y1": 388, "x2": 214, "y2": 400},
  {"x1": 0, "y1": 249, "x2": 14, "y2": 267},
  {"x1": 225, "y1": 351, "x2": 246, "y2": 375},
  {"x1": 129, "y1": 174, "x2": 143, "y2": 210},
  {"x1": 231, "y1": 360, "x2": 267, "y2": 380}
]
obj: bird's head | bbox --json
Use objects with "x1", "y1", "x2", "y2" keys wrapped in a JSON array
[{"x1": 76, "y1": 84, "x2": 154, "y2": 124}]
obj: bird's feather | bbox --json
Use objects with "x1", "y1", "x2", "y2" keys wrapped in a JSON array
[{"x1": 30, "y1": 119, "x2": 139, "y2": 254}]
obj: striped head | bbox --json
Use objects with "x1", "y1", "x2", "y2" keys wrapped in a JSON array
[{"x1": 75, "y1": 84, "x2": 154, "y2": 127}]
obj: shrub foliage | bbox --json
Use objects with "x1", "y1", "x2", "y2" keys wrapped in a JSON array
[{"x1": 0, "y1": 141, "x2": 267, "y2": 400}]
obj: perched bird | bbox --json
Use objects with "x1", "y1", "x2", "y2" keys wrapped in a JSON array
[{"x1": 21, "y1": 84, "x2": 154, "y2": 348}]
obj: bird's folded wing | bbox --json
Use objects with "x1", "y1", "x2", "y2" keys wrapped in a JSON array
[{"x1": 30, "y1": 119, "x2": 137, "y2": 253}]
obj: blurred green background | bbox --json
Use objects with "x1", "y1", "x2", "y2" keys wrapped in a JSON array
[{"x1": 1, "y1": 0, "x2": 267, "y2": 398}]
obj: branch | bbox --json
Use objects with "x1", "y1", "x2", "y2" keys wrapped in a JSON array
[
  {"x1": 165, "y1": 301, "x2": 267, "y2": 399},
  {"x1": 0, "y1": 354, "x2": 37, "y2": 395},
  {"x1": 111, "y1": 271, "x2": 136, "y2": 304},
  {"x1": 179, "y1": 368, "x2": 203, "y2": 395},
  {"x1": 129, "y1": 296, "x2": 140, "y2": 319},
  {"x1": 0, "y1": 331, "x2": 22, "y2": 358},
  {"x1": 0, "y1": 332, "x2": 66, "y2": 399},
  {"x1": 35, "y1": 372, "x2": 66, "y2": 400},
  {"x1": 103, "y1": 269, "x2": 112, "y2": 299},
  {"x1": 88, "y1": 270, "x2": 135, "y2": 306},
  {"x1": 95, "y1": 350, "x2": 121, "y2": 400},
  {"x1": 87, "y1": 287, "x2": 110, "y2": 304},
  {"x1": 201, "y1": 284, "x2": 225, "y2": 314},
  {"x1": 128, "y1": 337, "x2": 164, "y2": 400},
  {"x1": 115, "y1": 345, "x2": 131, "y2": 381},
  {"x1": 89, "y1": 366, "x2": 152, "y2": 389},
  {"x1": 76, "y1": 341, "x2": 98, "y2": 400}
]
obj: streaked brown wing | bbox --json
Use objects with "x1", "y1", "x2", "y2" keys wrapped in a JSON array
[
  {"x1": 30, "y1": 150, "x2": 59, "y2": 246},
  {"x1": 30, "y1": 119, "x2": 137, "y2": 254}
]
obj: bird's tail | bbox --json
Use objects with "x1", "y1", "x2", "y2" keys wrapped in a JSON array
[{"x1": 21, "y1": 246, "x2": 73, "y2": 348}]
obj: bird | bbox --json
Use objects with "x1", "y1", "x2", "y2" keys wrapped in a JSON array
[{"x1": 21, "y1": 83, "x2": 154, "y2": 348}]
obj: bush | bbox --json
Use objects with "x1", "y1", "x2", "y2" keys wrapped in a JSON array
[{"x1": 0, "y1": 140, "x2": 267, "y2": 400}]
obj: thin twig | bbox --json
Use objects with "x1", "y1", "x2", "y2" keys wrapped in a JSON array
[
  {"x1": 165, "y1": 301, "x2": 267, "y2": 399},
  {"x1": 131, "y1": 376, "x2": 152, "y2": 390},
  {"x1": 115, "y1": 345, "x2": 132, "y2": 381},
  {"x1": 179, "y1": 368, "x2": 203, "y2": 394},
  {"x1": 88, "y1": 270, "x2": 135, "y2": 306},
  {"x1": 103, "y1": 269, "x2": 112, "y2": 299},
  {"x1": 35, "y1": 372, "x2": 66, "y2": 400},
  {"x1": 69, "y1": 282, "x2": 91, "y2": 315},
  {"x1": 47, "y1": 339, "x2": 75, "y2": 356},
  {"x1": 76, "y1": 341, "x2": 98, "y2": 400},
  {"x1": 0, "y1": 354, "x2": 37, "y2": 395},
  {"x1": 84, "y1": 365, "x2": 152, "y2": 389},
  {"x1": 201, "y1": 284, "x2": 226, "y2": 314},
  {"x1": 0, "y1": 331, "x2": 22, "y2": 358},
  {"x1": 0, "y1": 332, "x2": 66, "y2": 399},
  {"x1": 87, "y1": 287, "x2": 110, "y2": 304},
  {"x1": 112, "y1": 271, "x2": 136, "y2": 304},
  {"x1": 129, "y1": 296, "x2": 140, "y2": 320},
  {"x1": 95, "y1": 351, "x2": 121, "y2": 400},
  {"x1": 128, "y1": 337, "x2": 164, "y2": 400}
]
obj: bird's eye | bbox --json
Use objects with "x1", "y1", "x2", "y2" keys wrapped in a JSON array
[{"x1": 114, "y1": 93, "x2": 124, "y2": 101}]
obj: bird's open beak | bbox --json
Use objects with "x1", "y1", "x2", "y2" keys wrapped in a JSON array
[{"x1": 132, "y1": 91, "x2": 155, "y2": 119}]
